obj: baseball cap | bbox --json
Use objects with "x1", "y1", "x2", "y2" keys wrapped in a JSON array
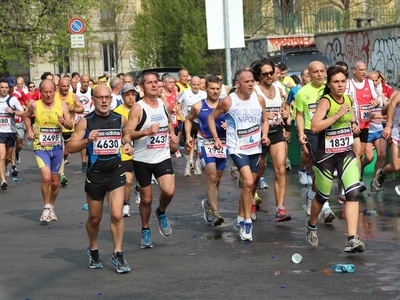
[
  {"x1": 6, "y1": 76, "x2": 15, "y2": 87},
  {"x1": 121, "y1": 84, "x2": 138, "y2": 94}
]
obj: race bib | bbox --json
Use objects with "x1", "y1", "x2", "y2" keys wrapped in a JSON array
[
  {"x1": 204, "y1": 138, "x2": 227, "y2": 158},
  {"x1": 146, "y1": 125, "x2": 169, "y2": 149},
  {"x1": 360, "y1": 105, "x2": 372, "y2": 122},
  {"x1": 0, "y1": 113, "x2": 11, "y2": 128},
  {"x1": 371, "y1": 106, "x2": 382, "y2": 124},
  {"x1": 171, "y1": 113, "x2": 178, "y2": 127},
  {"x1": 39, "y1": 127, "x2": 61, "y2": 146},
  {"x1": 325, "y1": 127, "x2": 353, "y2": 153},
  {"x1": 237, "y1": 124, "x2": 260, "y2": 150},
  {"x1": 308, "y1": 103, "x2": 317, "y2": 120},
  {"x1": 93, "y1": 129, "x2": 121, "y2": 155},
  {"x1": 266, "y1": 106, "x2": 281, "y2": 126}
]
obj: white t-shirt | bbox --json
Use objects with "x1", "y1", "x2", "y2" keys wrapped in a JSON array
[
  {"x1": 178, "y1": 89, "x2": 206, "y2": 122},
  {"x1": 0, "y1": 96, "x2": 24, "y2": 133}
]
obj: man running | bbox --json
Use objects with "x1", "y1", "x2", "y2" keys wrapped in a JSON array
[
  {"x1": 67, "y1": 84, "x2": 132, "y2": 273},
  {"x1": 24, "y1": 79, "x2": 73, "y2": 221}
]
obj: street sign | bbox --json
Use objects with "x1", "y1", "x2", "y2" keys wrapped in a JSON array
[
  {"x1": 68, "y1": 17, "x2": 85, "y2": 34},
  {"x1": 71, "y1": 34, "x2": 85, "y2": 49}
]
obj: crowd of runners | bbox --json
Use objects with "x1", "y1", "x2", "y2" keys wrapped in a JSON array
[{"x1": 1, "y1": 58, "x2": 398, "y2": 273}]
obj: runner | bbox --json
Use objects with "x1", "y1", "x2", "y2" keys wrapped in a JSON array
[
  {"x1": 208, "y1": 68, "x2": 270, "y2": 242},
  {"x1": 24, "y1": 79, "x2": 73, "y2": 221},
  {"x1": 185, "y1": 74, "x2": 227, "y2": 226},
  {"x1": 307, "y1": 66, "x2": 365, "y2": 253},
  {"x1": 67, "y1": 84, "x2": 132, "y2": 273}
]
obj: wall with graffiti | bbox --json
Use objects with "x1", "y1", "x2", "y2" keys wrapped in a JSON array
[{"x1": 317, "y1": 25, "x2": 400, "y2": 87}]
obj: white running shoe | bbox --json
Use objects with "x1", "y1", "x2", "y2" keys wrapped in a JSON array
[
  {"x1": 123, "y1": 205, "x2": 130, "y2": 217},
  {"x1": 298, "y1": 170, "x2": 308, "y2": 185}
]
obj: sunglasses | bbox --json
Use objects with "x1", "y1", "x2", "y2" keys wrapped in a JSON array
[{"x1": 261, "y1": 71, "x2": 274, "y2": 77}]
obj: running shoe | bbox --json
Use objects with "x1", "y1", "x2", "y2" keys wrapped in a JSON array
[
  {"x1": 135, "y1": 187, "x2": 141, "y2": 206},
  {"x1": 307, "y1": 174, "x2": 313, "y2": 185},
  {"x1": 60, "y1": 174, "x2": 68, "y2": 187},
  {"x1": 15, "y1": 153, "x2": 20, "y2": 165},
  {"x1": 5, "y1": 168, "x2": 10, "y2": 177},
  {"x1": 239, "y1": 222, "x2": 253, "y2": 241},
  {"x1": 49, "y1": 208, "x2": 57, "y2": 221},
  {"x1": 285, "y1": 158, "x2": 292, "y2": 171},
  {"x1": 371, "y1": 168, "x2": 386, "y2": 191},
  {"x1": 123, "y1": 205, "x2": 130, "y2": 217},
  {"x1": 111, "y1": 251, "x2": 130, "y2": 273},
  {"x1": 189, "y1": 161, "x2": 194, "y2": 170},
  {"x1": 233, "y1": 219, "x2": 244, "y2": 232},
  {"x1": 194, "y1": 161, "x2": 202, "y2": 175},
  {"x1": 154, "y1": 210, "x2": 172, "y2": 237},
  {"x1": 184, "y1": 167, "x2": 191, "y2": 177},
  {"x1": 305, "y1": 219, "x2": 318, "y2": 246},
  {"x1": 88, "y1": 248, "x2": 103, "y2": 269},
  {"x1": 1, "y1": 180, "x2": 7, "y2": 190},
  {"x1": 258, "y1": 176, "x2": 268, "y2": 189},
  {"x1": 151, "y1": 175, "x2": 158, "y2": 184},
  {"x1": 201, "y1": 199, "x2": 213, "y2": 222},
  {"x1": 64, "y1": 159, "x2": 69, "y2": 165},
  {"x1": 237, "y1": 176, "x2": 243, "y2": 188},
  {"x1": 140, "y1": 229, "x2": 153, "y2": 249},
  {"x1": 298, "y1": 170, "x2": 308, "y2": 185},
  {"x1": 250, "y1": 202, "x2": 257, "y2": 221},
  {"x1": 81, "y1": 162, "x2": 88, "y2": 172},
  {"x1": 40, "y1": 209, "x2": 52, "y2": 223},
  {"x1": 11, "y1": 166, "x2": 18, "y2": 177},
  {"x1": 359, "y1": 181, "x2": 367, "y2": 192},
  {"x1": 254, "y1": 193, "x2": 262, "y2": 211},
  {"x1": 175, "y1": 149, "x2": 182, "y2": 158},
  {"x1": 395, "y1": 184, "x2": 400, "y2": 196},
  {"x1": 212, "y1": 211, "x2": 224, "y2": 226},
  {"x1": 230, "y1": 167, "x2": 239, "y2": 179},
  {"x1": 275, "y1": 207, "x2": 292, "y2": 222},
  {"x1": 321, "y1": 207, "x2": 336, "y2": 223},
  {"x1": 304, "y1": 189, "x2": 312, "y2": 216},
  {"x1": 344, "y1": 235, "x2": 365, "y2": 253}
]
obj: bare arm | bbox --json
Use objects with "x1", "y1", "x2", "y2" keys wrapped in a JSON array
[
  {"x1": 59, "y1": 101, "x2": 73, "y2": 130},
  {"x1": 24, "y1": 100, "x2": 36, "y2": 140},
  {"x1": 66, "y1": 118, "x2": 92, "y2": 153},
  {"x1": 382, "y1": 92, "x2": 400, "y2": 140},
  {"x1": 184, "y1": 101, "x2": 201, "y2": 150}
]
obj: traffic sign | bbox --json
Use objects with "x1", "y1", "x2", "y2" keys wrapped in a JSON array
[
  {"x1": 71, "y1": 34, "x2": 85, "y2": 48},
  {"x1": 68, "y1": 17, "x2": 85, "y2": 34}
]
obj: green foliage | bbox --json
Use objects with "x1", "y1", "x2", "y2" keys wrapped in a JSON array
[
  {"x1": 0, "y1": 0, "x2": 96, "y2": 75},
  {"x1": 130, "y1": 0, "x2": 224, "y2": 75}
]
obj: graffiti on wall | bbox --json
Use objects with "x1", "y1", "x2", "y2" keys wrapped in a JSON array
[
  {"x1": 325, "y1": 32, "x2": 370, "y2": 66},
  {"x1": 231, "y1": 38, "x2": 268, "y2": 73},
  {"x1": 268, "y1": 36, "x2": 314, "y2": 51},
  {"x1": 369, "y1": 38, "x2": 400, "y2": 86}
]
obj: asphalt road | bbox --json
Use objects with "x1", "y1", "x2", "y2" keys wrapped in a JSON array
[{"x1": 1, "y1": 147, "x2": 400, "y2": 300}]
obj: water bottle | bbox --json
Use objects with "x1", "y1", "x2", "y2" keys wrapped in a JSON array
[
  {"x1": 332, "y1": 264, "x2": 355, "y2": 273},
  {"x1": 82, "y1": 203, "x2": 89, "y2": 211}
]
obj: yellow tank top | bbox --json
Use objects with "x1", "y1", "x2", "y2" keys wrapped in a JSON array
[
  {"x1": 55, "y1": 91, "x2": 75, "y2": 133},
  {"x1": 113, "y1": 104, "x2": 133, "y2": 161},
  {"x1": 175, "y1": 82, "x2": 191, "y2": 121},
  {"x1": 33, "y1": 99, "x2": 63, "y2": 151}
]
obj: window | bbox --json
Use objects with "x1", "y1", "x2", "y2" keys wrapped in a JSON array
[
  {"x1": 100, "y1": 0, "x2": 114, "y2": 27},
  {"x1": 102, "y1": 43, "x2": 116, "y2": 73}
]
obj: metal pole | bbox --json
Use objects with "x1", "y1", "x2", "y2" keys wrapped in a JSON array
[
  {"x1": 223, "y1": 0, "x2": 232, "y2": 86},
  {"x1": 77, "y1": 51, "x2": 81, "y2": 74}
]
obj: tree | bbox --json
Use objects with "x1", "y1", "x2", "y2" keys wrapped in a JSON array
[
  {"x1": 0, "y1": 0, "x2": 95, "y2": 76},
  {"x1": 129, "y1": 0, "x2": 222, "y2": 75}
]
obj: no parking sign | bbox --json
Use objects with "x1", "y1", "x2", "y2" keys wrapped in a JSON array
[{"x1": 68, "y1": 17, "x2": 85, "y2": 34}]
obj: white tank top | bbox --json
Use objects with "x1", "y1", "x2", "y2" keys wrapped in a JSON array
[
  {"x1": 254, "y1": 84, "x2": 283, "y2": 131},
  {"x1": 391, "y1": 104, "x2": 400, "y2": 141},
  {"x1": 133, "y1": 99, "x2": 171, "y2": 164},
  {"x1": 225, "y1": 92, "x2": 263, "y2": 155},
  {"x1": 75, "y1": 87, "x2": 93, "y2": 115}
]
